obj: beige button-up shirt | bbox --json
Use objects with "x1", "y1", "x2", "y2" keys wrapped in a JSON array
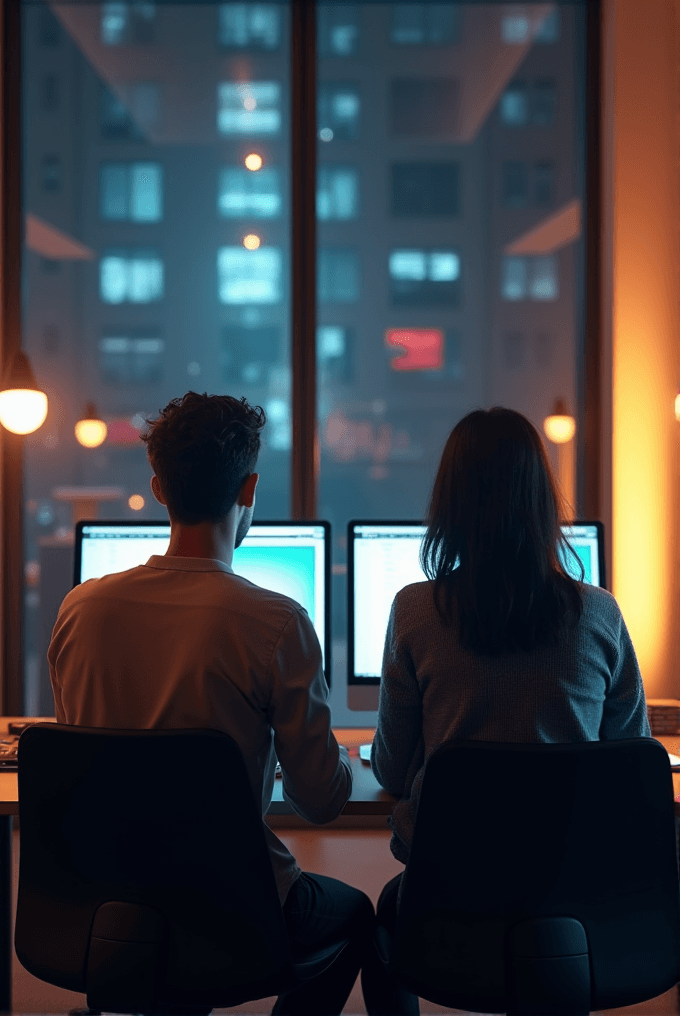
[{"x1": 48, "y1": 554, "x2": 352, "y2": 903}]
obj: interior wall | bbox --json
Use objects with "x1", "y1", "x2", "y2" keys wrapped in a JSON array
[{"x1": 603, "y1": 0, "x2": 680, "y2": 699}]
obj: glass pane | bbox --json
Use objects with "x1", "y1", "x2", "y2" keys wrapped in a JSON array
[
  {"x1": 22, "y1": 0, "x2": 291, "y2": 714},
  {"x1": 317, "y1": 1, "x2": 587, "y2": 721}
]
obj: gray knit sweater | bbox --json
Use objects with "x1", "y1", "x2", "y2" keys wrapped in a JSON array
[{"x1": 371, "y1": 581, "x2": 651, "y2": 864}]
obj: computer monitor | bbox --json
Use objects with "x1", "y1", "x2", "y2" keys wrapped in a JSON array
[
  {"x1": 347, "y1": 519, "x2": 606, "y2": 710},
  {"x1": 74, "y1": 519, "x2": 331, "y2": 684}
]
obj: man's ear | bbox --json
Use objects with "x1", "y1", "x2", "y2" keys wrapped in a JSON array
[
  {"x1": 150, "y1": 474, "x2": 166, "y2": 506},
  {"x1": 239, "y1": 472, "x2": 259, "y2": 508}
]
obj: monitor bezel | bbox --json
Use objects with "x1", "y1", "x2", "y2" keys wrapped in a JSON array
[
  {"x1": 74, "y1": 518, "x2": 332, "y2": 686},
  {"x1": 561, "y1": 519, "x2": 607, "y2": 591},
  {"x1": 347, "y1": 518, "x2": 607, "y2": 687}
]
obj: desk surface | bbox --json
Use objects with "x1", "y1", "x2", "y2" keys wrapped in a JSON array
[{"x1": 2, "y1": 719, "x2": 680, "y2": 819}]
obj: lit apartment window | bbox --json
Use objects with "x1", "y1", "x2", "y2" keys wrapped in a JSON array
[
  {"x1": 502, "y1": 162, "x2": 528, "y2": 208},
  {"x1": 99, "y1": 334, "x2": 164, "y2": 384},
  {"x1": 100, "y1": 251, "x2": 164, "y2": 304},
  {"x1": 389, "y1": 249, "x2": 461, "y2": 306},
  {"x1": 391, "y1": 162, "x2": 459, "y2": 216},
  {"x1": 317, "y1": 84, "x2": 361, "y2": 141},
  {"x1": 217, "y1": 82, "x2": 281, "y2": 135},
  {"x1": 317, "y1": 168, "x2": 359, "y2": 220},
  {"x1": 41, "y1": 74, "x2": 59, "y2": 111},
  {"x1": 534, "y1": 160, "x2": 556, "y2": 206},
  {"x1": 390, "y1": 78, "x2": 459, "y2": 136},
  {"x1": 533, "y1": 79, "x2": 556, "y2": 126},
  {"x1": 499, "y1": 80, "x2": 528, "y2": 125},
  {"x1": 317, "y1": 326, "x2": 353, "y2": 381},
  {"x1": 318, "y1": 6, "x2": 360, "y2": 56},
  {"x1": 100, "y1": 163, "x2": 163, "y2": 221},
  {"x1": 217, "y1": 4, "x2": 280, "y2": 49},
  {"x1": 504, "y1": 332, "x2": 524, "y2": 369},
  {"x1": 501, "y1": 256, "x2": 558, "y2": 301},
  {"x1": 218, "y1": 167, "x2": 281, "y2": 218},
  {"x1": 501, "y1": 257, "x2": 527, "y2": 300},
  {"x1": 318, "y1": 249, "x2": 361, "y2": 302},
  {"x1": 217, "y1": 247, "x2": 282, "y2": 304},
  {"x1": 220, "y1": 325, "x2": 279, "y2": 384},
  {"x1": 40, "y1": 155, "x2": 62, "y2": 195},
  {"x1": 101, "y1": 84, "x2": 160, "y2": 140},
  {"x1": 390, "y1": 4, "x2": 460, "y2": 45},
  {"x1": 529, "y1": 256, "x2": 558, "y2": 299},
  {"x1": 101, "y1": 1, "x2": 156, "y2": 45}
]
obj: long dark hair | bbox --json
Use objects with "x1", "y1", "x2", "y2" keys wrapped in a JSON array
[{"x1": 420, "y1": 407, "x2": 584, "y2": 654}]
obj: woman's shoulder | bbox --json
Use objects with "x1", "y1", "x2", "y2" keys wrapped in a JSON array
[{"x1": 577, "y1": 583, "x2": 627, "y2": 635}]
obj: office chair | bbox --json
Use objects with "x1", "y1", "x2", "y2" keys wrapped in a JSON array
[
  {"x1": 15, "y1": 723, "x2": 353, "y2": 1014},
  {"x1": 374, "y1": 738, "x2": 680, "y2": 1016}
]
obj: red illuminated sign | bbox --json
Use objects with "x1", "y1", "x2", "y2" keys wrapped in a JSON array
[
  {"x1": 106, "y1": 419, "x2": 142, "y2": 446},
  {"x1": 384, "y1": 328, "x2": 444, "y2": 371}
]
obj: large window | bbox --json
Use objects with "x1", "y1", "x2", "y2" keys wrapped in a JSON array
[
  {"x1": 20, "y1": 1, "x2": 589, "y2": 723},
  {"x1": 22, "y1": 1, "x2": 291, "y2": 714}
]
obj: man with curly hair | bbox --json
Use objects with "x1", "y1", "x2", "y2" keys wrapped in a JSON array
[{"x1": 48, "y1": 391, "x2": 374, "y2": 1016}]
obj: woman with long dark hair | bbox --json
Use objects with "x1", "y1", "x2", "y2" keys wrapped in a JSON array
[{"x1": 361, "y1": 407, "x2": 650, "y2": 1016}]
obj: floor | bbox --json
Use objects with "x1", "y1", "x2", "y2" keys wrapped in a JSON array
[{"x1": 9, "y1": 826, "x2": 680, "y2": 1015}]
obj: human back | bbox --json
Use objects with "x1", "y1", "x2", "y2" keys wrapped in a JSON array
[{"x1": 372, "y1": 407, "x2": 651, "y2": 860}]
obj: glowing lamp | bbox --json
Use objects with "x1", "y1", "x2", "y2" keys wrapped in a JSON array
[
  {"x1": 0, "y1": 351, "x2": 48, "y2": 435},
  {"x1": 75, "y1": 402, "x2": 107, "y2": 448},
  {"x1": 243, "y1": 234, "x2": 261, "y2": 250},
  {"x1": 675, "y1": 393, "x2": 680, "y2": 422},
  {"x1": 543, "y1": 398, "x2": 576, "y2": 444},
  {"x1": 128, "y1": 494, "x2": 145, "y2": 511},
  {"x1": 245, "y1": 153, "x2": 263, "y2": 171}
]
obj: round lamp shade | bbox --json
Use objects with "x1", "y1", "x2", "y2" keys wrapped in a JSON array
[
  {"x1": 75, "y1": 402, "x2": 107, "y2": 448},
  {"x1": 0, "y1": 389, "x2": 48, "y2": 435},
  {"x1": 544, "y1": 414, "x2": 576, "y2": 444},
  {"x1": 75, "y1": 418, "x2": 107, "y2": 448}
]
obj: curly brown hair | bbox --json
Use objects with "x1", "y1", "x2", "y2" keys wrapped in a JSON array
[{"x1": 141, "y1": 392, "x2": 266, "y2": 525}]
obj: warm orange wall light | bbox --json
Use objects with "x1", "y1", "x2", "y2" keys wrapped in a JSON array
[{"x1": 606, "y1": 0, "x2": 680, "y2": 696}]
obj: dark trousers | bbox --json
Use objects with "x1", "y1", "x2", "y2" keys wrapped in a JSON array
[
  {"x1": 361, "y1": 874, "x2": 420, "y2": 1016},
  {"x1": 272, "y1": 871, "x2": 375, "y2": 1016}
]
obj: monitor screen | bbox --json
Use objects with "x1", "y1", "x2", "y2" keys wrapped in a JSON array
[
  {"x1": 74, "y1": 520, "x2": 331, "y2": 682},
  {"x1": 348, "y1": 520, "x2": 606, "y2": 686}
]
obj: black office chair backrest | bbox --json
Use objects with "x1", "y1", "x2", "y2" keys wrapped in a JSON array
[
  {"x1": 394, "y1": 738, "x2": 680, "y2": 1014},
  {"x1": 15, "y1": 723, "x2": 293, "y2": 1010}
]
